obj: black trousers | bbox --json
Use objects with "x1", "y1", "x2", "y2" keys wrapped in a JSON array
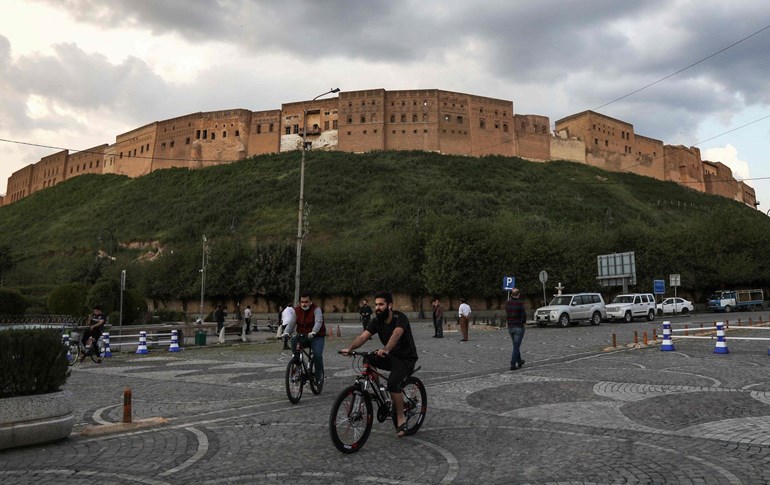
[{"x1": 433, "y1": 317, "x2": 443, "y2": 337}]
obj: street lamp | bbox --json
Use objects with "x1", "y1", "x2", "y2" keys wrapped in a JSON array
[
  {"x1": 199, "y1": 235, "x2": 208, "y2": 322},
  {"x1": 293, "y1": 88, "x2": 340, "y2": 305}
]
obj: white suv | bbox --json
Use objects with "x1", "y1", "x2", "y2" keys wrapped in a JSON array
[
  {"x1": 605, "y1": 293, "x2": 656, "y2": 322},
  {"x1": 534, "y1": 293, "x2": 606, "y2": 327}
]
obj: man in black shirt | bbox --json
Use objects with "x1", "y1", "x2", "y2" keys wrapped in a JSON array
[
  {"x1": 359, "y1": 298, "x2": 372, "y2": 331},
  {"x1": 341, "y1": 291, "x2": 418, "y2": 437}
]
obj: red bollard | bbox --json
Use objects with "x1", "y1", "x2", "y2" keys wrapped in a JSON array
[
  {"x1": 612, "y1": 334, "x2": 617, "y2": 348},
  {"x1": 123, "y1": 388, "x2": 132, "y2": 424},
  {"x1": 643, "y1": 331, "x2": 648, "y2": 345},
  {"x1": 633, "y1": 331, "x2": 638, "y2": 345}
]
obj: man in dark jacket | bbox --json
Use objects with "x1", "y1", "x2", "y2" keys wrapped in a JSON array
[
  {"x1": 282, "y1": 292, "x2": 326, "y2": 384},
  {"x1": 505, "y1": 288, "x2": 527, "y2": 370}
]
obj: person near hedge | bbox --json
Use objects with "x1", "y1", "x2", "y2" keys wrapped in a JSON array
[{"x1": 81, "y1": 306, "x2": 106, "y2": 361}]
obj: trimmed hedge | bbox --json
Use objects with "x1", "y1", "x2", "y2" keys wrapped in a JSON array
[{"x1": 0, "y1": 329, "x2": 69, "y2": 398}]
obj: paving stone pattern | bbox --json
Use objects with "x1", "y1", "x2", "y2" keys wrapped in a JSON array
[{"x1": 2, "y1": 317, "x2": 770, "y2": 484}]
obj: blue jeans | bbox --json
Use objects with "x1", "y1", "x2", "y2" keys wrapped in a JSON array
[
  {"x1": 508, "y1": 326, "x2": 525, "y2": 368},
  {"x1": 291, "y1": 335, "x2": 325, "y2": 382}
]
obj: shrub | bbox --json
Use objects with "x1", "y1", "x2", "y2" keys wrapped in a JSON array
[
  {"x1": 47, "y1": 283, "x2": 89, "y2": 317},
  {"x1": 0, "y1": 329, "x2": 69, "y2": 398},
  {"x1": 0, "y1": 288, "x2": 28, "y2": 315}
]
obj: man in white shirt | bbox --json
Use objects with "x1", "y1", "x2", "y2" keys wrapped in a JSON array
[
  {"x1": 458, "y1": 299, "x2": 471, "y2": 342},
  {"x1": 280, "y1": 304, "x2": 296, "y2": 350},
  {"x1": 243, "y1": 305, "x2": 253, "y2": 335}
]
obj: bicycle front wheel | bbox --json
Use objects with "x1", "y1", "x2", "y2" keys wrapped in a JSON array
[
  {"x1": 308, "y1": 361, "x2": 323, "y2": 395},
  {"x1": 285, "y1": 358, "x2": 304, "y2": 404},
  {"x1": 329, "y1": 385, "x2": 372, "y2": 453},
  {"x1": 401, "y1": 376, "x2": 427, "y2": 435}
]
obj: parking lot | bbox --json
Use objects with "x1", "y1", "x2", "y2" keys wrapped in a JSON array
[{"x1": 2, "y1": 311, "x2": 770, "y2": 484}]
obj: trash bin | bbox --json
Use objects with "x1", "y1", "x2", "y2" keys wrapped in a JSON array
[{"x1": 195, "y1": 330, "x2": 207, "y2": 346}]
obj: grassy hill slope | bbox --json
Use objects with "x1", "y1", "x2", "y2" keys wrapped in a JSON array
[{"x1": 1, "y1": 150, "x2": 768, "y2": 307}]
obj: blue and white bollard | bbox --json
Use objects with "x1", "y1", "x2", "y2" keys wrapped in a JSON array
[
  {"x1": 63, "y1": 334, "x2": 74, "y2": 363},
  {"x1": 136, "y1": 330, "x2": 149, "y2": 354},
  {"x1": 168, "y1": 329, "x2": 181, "y2": 352},
  {"x1": 660, "y1": 321, "x2": 675, "y2": 351},
  {"x1": 714, "y1": 322, "x2": 729, "y2": 354},
  {"x1": 103, "y1": 331, "x2": 112, "y2": 357}
]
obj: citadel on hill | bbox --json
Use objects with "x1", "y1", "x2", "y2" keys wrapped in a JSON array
[{"x1": 1, "y1": 88, "x2": 757, "y2": 208}]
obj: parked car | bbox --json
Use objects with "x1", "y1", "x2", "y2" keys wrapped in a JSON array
[
  {"x1": 656, "y1": 297, "x2": 694, "y2": 315},
  {"x1": 534, "y1": 293, "x2": 606, "y2": 327},
  {"x1": 605, "y1": 293, "x2": 656, "y2": 323}
]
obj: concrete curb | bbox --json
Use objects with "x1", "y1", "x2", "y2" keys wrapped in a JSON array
[{"x1": 79, "y1": 417, "x2": 167, "y2": 437}]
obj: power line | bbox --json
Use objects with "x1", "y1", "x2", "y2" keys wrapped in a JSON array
[{"x1": 592, "y1": 25, "x2": 770, "y2": 111}]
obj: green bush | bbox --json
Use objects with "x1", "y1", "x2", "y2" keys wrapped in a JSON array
[
  {"x1": 0, "y1": 288, "x2": 28, "y2": 315},
  {"x1": 47, "y1": 283, "x2": 89, "y2": 317},
  {"x1": 0, "y1": 329, "x2": 69, "y2": 398}
]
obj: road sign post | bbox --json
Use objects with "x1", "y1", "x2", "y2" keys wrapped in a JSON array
[
  {"x1": 539, "y1": 270, "x2": 548, "y2": 307},
  {"x1": 670, "y1": 274, "x2": 681, "y2": 314}
]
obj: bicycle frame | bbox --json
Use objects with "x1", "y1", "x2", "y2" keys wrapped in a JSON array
[{"x1": 292, "y1": 334, "x2": 314, "y2": 377}]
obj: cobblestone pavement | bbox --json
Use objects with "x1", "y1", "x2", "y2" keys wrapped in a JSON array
[{"x1": 3, "y1": 316, "x2": 770, "y2": 484}]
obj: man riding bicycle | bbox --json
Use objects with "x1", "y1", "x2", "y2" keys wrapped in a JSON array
[
  {"x1": 341, "y1": 291, "x2": 418, "y2": 438},
  {"x1": 80, "y1": 305, "x2": 106, "y2": 362},
  {"x1": 282, "y1": 292, "x2": 326, "y2": 384}
]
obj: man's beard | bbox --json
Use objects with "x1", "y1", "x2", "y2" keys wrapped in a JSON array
[{"x1": 375, "y1": 308, "x2": 390, "y2": 322}]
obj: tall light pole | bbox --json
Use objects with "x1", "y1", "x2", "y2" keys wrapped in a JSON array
[
  {"x1": 199, "y1": 235, "x2": 208, "y2": 322},
  {"x1": 119, "y1": 269, "x2": 126, "y2": 331},
  {"x1": 293, "y1": 88, "x2": 340, "y2": 305}
]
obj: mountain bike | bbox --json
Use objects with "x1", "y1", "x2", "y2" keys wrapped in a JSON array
[
  {"x1": 285, "y1": 334, "x2": 323, "y2": 404},
  {"x1": 66, "y1": 330, "x2": 105, "y2": 366},
  {"x1": 329, "y1": 350, "x2": 427, "y2": 453}
]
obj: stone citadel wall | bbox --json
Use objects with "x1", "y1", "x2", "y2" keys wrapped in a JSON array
[{"x1": 2, "y1": 89, "x2": 756, "y2": 209}]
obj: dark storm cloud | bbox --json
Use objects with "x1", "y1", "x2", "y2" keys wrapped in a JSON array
[{"x1": 24, "y1": 0, "x2": 770, "y2": 143}]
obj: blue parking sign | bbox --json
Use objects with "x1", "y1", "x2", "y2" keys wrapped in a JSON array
[
  {"x1": 654, "y1": 279, "x2": 665, "y2": 294},
  {"x1": 503, "y1": 276, "x2": 515, "y2": 290}
]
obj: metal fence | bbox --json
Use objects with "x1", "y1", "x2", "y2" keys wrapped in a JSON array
[{"x1": 0, "y1": 314, "x2": 86, "y2": 326}]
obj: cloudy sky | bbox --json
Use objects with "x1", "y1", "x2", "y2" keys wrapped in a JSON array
[{"x1": 1, "y1": 0, "x2": 769, "y2": 207}]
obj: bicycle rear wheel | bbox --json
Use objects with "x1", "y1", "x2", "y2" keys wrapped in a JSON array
[
  {"x1": 401, "y1": 376, "x2": 427, "y2": 435},
  {"x1": 285, "y1": 358, "x2": 304, "y2": 404},
  {"x1": 90, "y1": 339, "x2": 105, "y2": 364},
  {"x1": 329, "y1": 385, "x2": 372, "y2": 453},
  {"x1": 67, "y1": 340, "x2": 81, "y2": 367}
]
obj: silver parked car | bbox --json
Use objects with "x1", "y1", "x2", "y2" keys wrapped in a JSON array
[{"x1": 534, "y1": 293, "x2": 606, "y2": 327}]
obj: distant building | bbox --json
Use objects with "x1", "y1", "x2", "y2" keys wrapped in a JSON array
[{"x1": 1, "y1": 90, "x2": 757, "y2": 209}]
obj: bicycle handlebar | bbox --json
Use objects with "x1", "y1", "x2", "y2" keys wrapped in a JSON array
[{"x1": 338, "y1": 350, "x2": 378, "y2": 357}]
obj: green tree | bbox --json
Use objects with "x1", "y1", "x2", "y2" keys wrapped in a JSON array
[
  {"x1": 252, "y1": 242, "x2": 294, "y2": 306},
  {"x1": 0, "y1": 288, "x2": 28, "y2": 315},
  {"x1": 86, "y1": 280, "x2": 119, "y2": 315},
  {"x1": 0, "y1": 244, "x2": 16, "y2": 286}
]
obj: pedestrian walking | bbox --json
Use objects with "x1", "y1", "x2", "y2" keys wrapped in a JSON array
[
  {"x1": 432, "y1": 298, "x2": 444, "y2": 338},
  {"x1": 458, "y1": 298, "x2": 471, "y2": 341},
  {"x1": 280, "y1": 303, "x2": 295, "y2": 350},
  {"x1": 505, "y1": 288, "x2": 527, "y2": 370},
  {"x1": 215, "y1": 304, "x2": 226, "y2": 344},
  {"x1": 359, "y1": 299, "x2": 372, "y2": 331},
  {"x1": 244, "y1": 305, "x2": 252, "y2": 335}
]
